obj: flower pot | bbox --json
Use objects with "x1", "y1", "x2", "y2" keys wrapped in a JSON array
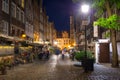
[{"x1": 82, "y1": 58, "x2": 94, "y2": 72}]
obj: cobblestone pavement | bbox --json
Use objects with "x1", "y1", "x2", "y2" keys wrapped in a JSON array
[{"x1": 0, "y1": 54, "x2": 120, "y2": 80}]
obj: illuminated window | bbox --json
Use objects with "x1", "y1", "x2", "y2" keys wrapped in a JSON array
[{"x1": 21, "y1": 0, "x2": 24, "y2": 8}]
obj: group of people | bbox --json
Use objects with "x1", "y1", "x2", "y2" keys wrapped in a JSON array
[
  {"x1": 55, "y1": 47, "x2": 75, "y2": 60},
  {"x1": 37, "y1": 46, "x2": 50, "y2": 60},
  {"x1": 14, "y1": 42, "x2": 77, "y2": 62},
  {"x1": 31, "y1": 45, "x2": 77, "y2": 61},
  {"x1": 54, "y1": 47, "x2": 66, "y2": 60}
]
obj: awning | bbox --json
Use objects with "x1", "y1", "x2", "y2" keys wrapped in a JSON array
[
  {"x1": 0, "y1": 34, "x2": 14, "y2": 41},
  {"x1": 28, "y1": 42, "x2": 43, "y2": 47},
  {"x1": 0, "y1": 34, "x2": 24, "y2": 41}
]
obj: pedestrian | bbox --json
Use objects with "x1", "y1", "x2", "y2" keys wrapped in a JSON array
[
  {"x1": 62, "y1": 49, "x2": 65, "y2": 60},
  {"x1": 70, "y1": 49, "x2": 75, "y2": 61},
  {"x1": 46, "y1": 50, "x2": 50, "y2": 59},
  {"x1": 55, "y1": 48, "x2": 60, "y2": 55},
  {"x1": 14, "y1": 42, "x2": 20, "y2": 64},
  {"x1": 38, "y1": 52, "x2": 43, "y2": 60}
]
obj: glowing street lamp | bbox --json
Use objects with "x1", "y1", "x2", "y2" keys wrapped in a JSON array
[
  {"x1": 81, "y1": 4, "x2": 89, "y2": 14},
  {"x1": 81, "y1": 4, "x2": 89, "y2": 58}
]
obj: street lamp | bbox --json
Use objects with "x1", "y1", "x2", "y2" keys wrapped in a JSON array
[
  {"x1": 81, "y1": 4, "x2": 90, "y2": 58},
  {"x1": 81, "y1": 4, "x2": 89, "y2": 14}
]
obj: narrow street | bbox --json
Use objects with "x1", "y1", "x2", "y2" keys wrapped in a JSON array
[{"x1": 0, "y1": 54, "x2": 120, "y2": 80}]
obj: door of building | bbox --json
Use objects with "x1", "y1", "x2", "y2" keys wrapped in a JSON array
[{"x1": 99, "y1": 43, "x2": 110, "y2": 63}]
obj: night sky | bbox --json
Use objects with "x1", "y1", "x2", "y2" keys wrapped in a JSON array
[{"x1": 43, "y1": 0, "x2": 76, "y2": 31}]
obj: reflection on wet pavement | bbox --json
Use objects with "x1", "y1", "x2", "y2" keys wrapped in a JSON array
[{"x1": 0, "y1": 54, "x2": 120, "y2": 80}]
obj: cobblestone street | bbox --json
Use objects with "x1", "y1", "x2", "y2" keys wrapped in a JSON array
[{"x1": 0, "y1": 54, "x2": 120, "y2": 80}]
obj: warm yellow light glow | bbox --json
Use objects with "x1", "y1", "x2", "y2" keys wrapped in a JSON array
[
  {"x1": 45, "y1": 41, "x2": 49, "y2": 44},
  {"x1": 22, "y1": 34, "x2": 26, "y2": 38},
  {"x1": 68, "y1": 45, "x2": 70, "y2": 48},
  {"x1": 0, "y1": 46, "x2": 13, "y2": 48},
  {"x1": 73, "y1": 43, "x2": 76, "y2": 46},
  {"x1": 54, "y1": 41, "x2": 58, "y2": 45},
  {"x1": 21, "y1": 0, "x2": 24, "y2": 8},
  {"x1": 39, "y1": 41, "x2": 43, "y2": 44}
]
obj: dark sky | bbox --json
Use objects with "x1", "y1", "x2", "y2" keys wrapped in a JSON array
[{"x1": 43, "y1": 0, "x2": 75, "y2": 31}]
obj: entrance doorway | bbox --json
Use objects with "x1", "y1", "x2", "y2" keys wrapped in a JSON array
[{"x1": 99, "y1": 43, "x2": 110, "y2": 63}]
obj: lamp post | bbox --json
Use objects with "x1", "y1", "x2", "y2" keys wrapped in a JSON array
[{"x1": 81, "y1": 4, "x2": 89, "y2": 58}]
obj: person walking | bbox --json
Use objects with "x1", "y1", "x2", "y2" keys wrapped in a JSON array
[{"x1": 62, "y1": 49, "x2": 65, "y2": 60}]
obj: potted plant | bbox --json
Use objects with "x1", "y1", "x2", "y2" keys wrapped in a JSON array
[{"x1": 75, "y1": 51, "x2": 95, "y2": 72}]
